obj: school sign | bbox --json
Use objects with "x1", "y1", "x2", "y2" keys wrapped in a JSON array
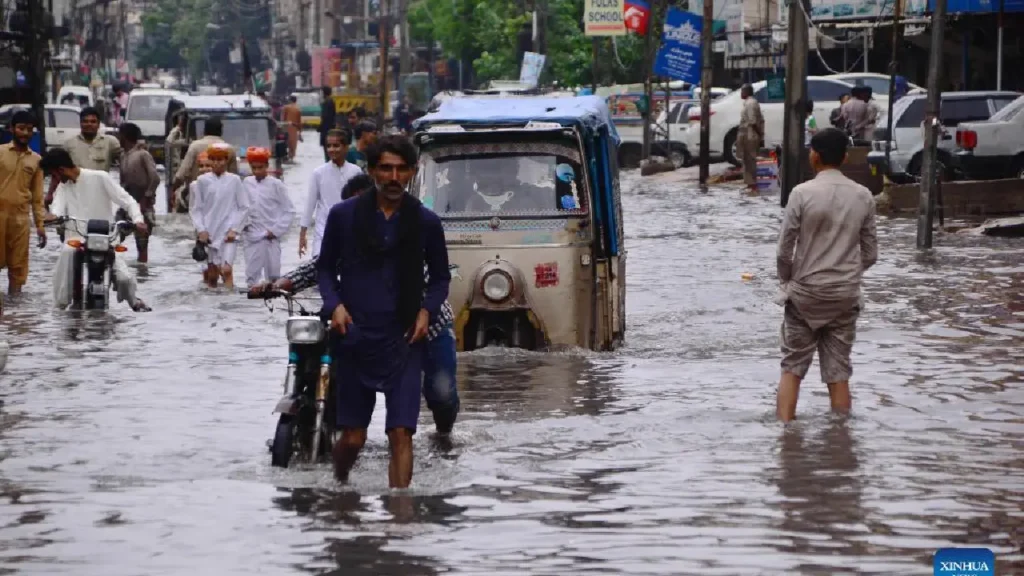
[{"x1": 584, "y1": 0, "x2": 627, "y2": 36}]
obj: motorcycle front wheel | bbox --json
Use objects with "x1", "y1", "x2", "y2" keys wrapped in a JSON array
[{"x1": 270, "y1": 414, "x2": 295, "y2": 468}]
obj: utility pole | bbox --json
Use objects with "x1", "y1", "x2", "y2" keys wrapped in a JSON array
[
  {"x1": 780, "y1": 0, "x2": 810, "y2": 207},
  {"x1": 884, "y1": 0, "x2": 902, "y2": 172},
  {"x1": 996, "y1": 0, "x2": 1004, "y2": 89},
  {"x1": 397, "y1": 0, "x2": 409, "y2": 103},
  {"x1": 698, "y1": 0, "x2": 714, "y2": 187},
  {"x1": 378, "y1": 0, "x2": 389, "y2": 128},
  {"x1": 590, "y1": 38, "x2": 599, "y2": 92},
  {"x1": 26, "y1": 0, "x2": 49, "y2": 151},
  {"x1": 917, "y1": 0, "x2": 946, "y2": 249},
  {"x1": 641, "y1": 0, "x2": 665, "y2": 162}
]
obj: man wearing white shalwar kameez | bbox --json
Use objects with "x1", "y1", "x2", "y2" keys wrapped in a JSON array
[
  {"x1": 241, "y1": 147, "x2": 294, "y2": 286},
  {"x1": 190, "y1": 143, "x2": 249, "y2": 289},
  {"x1": 39, "y1": 149, "x2": 150, "y2": 312},
  {"x1": 298, "y1": 129, "x2": 362, "y2": 258}
]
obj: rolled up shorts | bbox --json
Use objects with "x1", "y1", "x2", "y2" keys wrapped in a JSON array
[
  {"x1": 335, "y1": 342, "x2": 425, "y2": 433},
  {"x1": 206, "y1": 243, "x2": 238, "y2": 267},
  {"x1": 780, "y1": 302, "x2": 859, "y2": 383}
]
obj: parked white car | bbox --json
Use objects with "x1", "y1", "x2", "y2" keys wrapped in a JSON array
[
  {"x1": 825, "y1": 72, "x2": 921, "y2": 97},
  {"x1": 679, "y1": 77, "x2": 878, "y2": 166},
  {"x1": 954, "y1": 94, "x2": 1024, "y2": 180},
  {"x1": 866, "y1": 91, "x2": 1019, "y2": 182},
  {"x1": 125, "y1": 88, "x2": 187, "y2": 163},
  {"x1": 55, "y1": 85, "x2": 94, "y2": 108},
  {"x1": 0, "y1": 104, "x2": 113, "y2": 149}
]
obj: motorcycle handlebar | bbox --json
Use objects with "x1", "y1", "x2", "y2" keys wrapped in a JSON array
[{"x1": 246, "y1": 288, "x2": 293, "y2": 300}]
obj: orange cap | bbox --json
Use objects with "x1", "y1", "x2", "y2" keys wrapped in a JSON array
[
  {"x1": 246, "y1": 146, "x2": 271, "y2": 164},
  {"x1": 206, "y1": 142, "x2": 233, "y2": 160},
  {"x1": 197, "y1": 151, "x2": 209, "y2": 162}
]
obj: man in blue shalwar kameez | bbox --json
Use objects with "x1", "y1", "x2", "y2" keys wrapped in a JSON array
[{"x1": 317, "y1": 134, "x2": 450, "y2": 489}]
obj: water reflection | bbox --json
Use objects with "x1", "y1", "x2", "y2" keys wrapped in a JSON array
[
  {"x1": 458, "y1": 352, "x2": 619, "y2": 420},
  {"x1": 271, "y1": 487, "x2": 466, "y2": 575},
  {"x1": 772, "y1": 419, "x2": 867, "y2": 562}
]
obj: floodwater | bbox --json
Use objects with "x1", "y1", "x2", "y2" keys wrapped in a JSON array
[{"x1": 1, "y1": 137, "x2": 1022, "y2": 575}]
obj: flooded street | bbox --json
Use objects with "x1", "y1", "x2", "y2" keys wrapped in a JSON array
[{"x1": 1, "y1": 136, "x2": 1022, "y2": 575}]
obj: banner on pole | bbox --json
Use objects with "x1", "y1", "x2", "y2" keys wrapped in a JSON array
[
  {"x1": 519, "y1": 52, "x2": 546, "y2": 87},
  {"x1": 584, "y1": 0, "x2": 626, "y2": 36},
  {"x1": 652, "y1": 7, "x2": 702, "y2": 84}
]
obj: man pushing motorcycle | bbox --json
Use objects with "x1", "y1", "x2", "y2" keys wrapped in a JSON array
[
  {"x1": 40, "y1": 148, "x2": 151, "y2": 312},
  {"x1": 249, "y1": 173, "x2": 461, "y2": 440}
]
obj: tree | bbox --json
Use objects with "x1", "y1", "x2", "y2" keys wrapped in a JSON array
[{"x1": 409, "y1": 0, "x2": 648, "y2": 89}]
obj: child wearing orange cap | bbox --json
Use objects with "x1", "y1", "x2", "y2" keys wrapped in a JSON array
[
  {"x1": 189, "y1": 143, "x2": 249, "y2": 289},
  {"x1": 241, "y1": 147, "x2": 294, "y2": 286}
]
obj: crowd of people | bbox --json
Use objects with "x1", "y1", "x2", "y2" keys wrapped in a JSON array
[
  {"x1": 0, "y1": 104, "x2": 459, "y2": 489},
  {"x1": 0, "y1": 95, "x2": 879, "y2": 489}
]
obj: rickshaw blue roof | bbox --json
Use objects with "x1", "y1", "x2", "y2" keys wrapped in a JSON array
[
  {"x1": 171, "y1": 94, "x2": 270, "y2": 111},
  {"x1": 414, "y1": 96, "x2": 619, "y2": 143}
]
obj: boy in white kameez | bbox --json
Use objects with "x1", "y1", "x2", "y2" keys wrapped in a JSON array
[
  {"x1": 190, "y1": 143, "x2": 249, "y2": 289},
  {"x1": 242, "y1": 147, "x2": 294, "y2": 287}
]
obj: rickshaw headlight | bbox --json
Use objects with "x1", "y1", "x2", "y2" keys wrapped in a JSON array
[
  {"x1": 286, "y1": 317, "x2": 325, "y2": 344},
  {"x1": 481, "y1": 271, "x2": 513, "y2": 302}
]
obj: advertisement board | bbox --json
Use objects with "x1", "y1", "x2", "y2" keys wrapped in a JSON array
[{"x1": 584, "y1": 0, "x2": 627, "y2": 36}]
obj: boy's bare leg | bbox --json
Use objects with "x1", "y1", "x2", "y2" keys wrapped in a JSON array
[
  {"x1": 221, "y1": 265, "x2": 234, "y2": 290},
  {"x1": 776, "y1": 372, "x2": 802, "y2": 423}
]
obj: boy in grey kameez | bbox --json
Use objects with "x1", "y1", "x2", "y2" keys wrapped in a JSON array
[{"x1": 775, "y1": 128, "x2": 878, "y2": 422}]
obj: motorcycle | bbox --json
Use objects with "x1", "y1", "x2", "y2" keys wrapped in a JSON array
[
  {"x1": 249, "y1": 289, "x2": 334, "y2": 468},
  {"x1": 49, "y1": 216, "x2": 135, "y2": 310}
]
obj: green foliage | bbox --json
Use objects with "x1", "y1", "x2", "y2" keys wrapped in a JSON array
[
  {"x1": 135, "y1": 0, "x2": 269, "y2": 80},
  {"x1": 409, "y1": 0, "x2": 650, "y2": 89}
]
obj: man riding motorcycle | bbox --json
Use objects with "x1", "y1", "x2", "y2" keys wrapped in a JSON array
[
  {"x1": 40, "y1": 148, "x2": 151, "y2": 312},
  {"x1": 249, "y1": 174, "x2": 460, "y2": 436}
]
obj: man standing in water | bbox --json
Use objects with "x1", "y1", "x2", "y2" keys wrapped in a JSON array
[
  {"x1": 737, "y1": 84, "x2": 764, "y2": 194},
  {"x1": 317, "y1": 134, "x2": 450, "y2": 488},
  {"x1": 249, "y1": 174, "x2": 461, "y2": 438},
  {"x1": 299, "y1": 129, "x2": 361, "y2": 258},
  {"x1": 116, "y1": 122, "x2": 160, "y2": 263},
  {"x1": 45, "y1": 107, "x2": 122, "y2": 216},
  {"x1": 319, "y1": 87, "x2": 337, "y2": 162},
  {"x1": 0, "y1": 111, "x2": 46, "y2": 296},
  {"x1": 281, "y1": 95, "x2": 302, "y2": 162},
  {"x1": 775, "y1": 128, "x2": 877, "y2": 423}
]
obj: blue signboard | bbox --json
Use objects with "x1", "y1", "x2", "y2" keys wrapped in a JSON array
[
  {"x1": 653, "y1": 8, "x2": 702, "y2": 85},
  {"x1": 927, "y1": 0, "x2": 1024, "y2": 12}
]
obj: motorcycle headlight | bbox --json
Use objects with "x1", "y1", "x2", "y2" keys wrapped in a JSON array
[
  {"x1": 286, "y1": 317, "x2": 325, "y2": 344},
  {"x1": 481, "y1": 270, "x2": 513, "y2": 302},
  {"x1": 86, "y1": 234, "x2": 110, "y2": 252}
]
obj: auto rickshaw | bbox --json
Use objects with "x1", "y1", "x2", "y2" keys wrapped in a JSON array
[
  {"x1": 412, "y1": 96, "x2": 625, "y2": 352},
  {"x1": 164, "y1": 94, "x2": 288, "y2": 212}
]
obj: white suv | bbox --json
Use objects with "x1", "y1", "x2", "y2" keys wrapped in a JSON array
[{"x1": 679, "y1": 77, "x2": 879, "y2": 166}]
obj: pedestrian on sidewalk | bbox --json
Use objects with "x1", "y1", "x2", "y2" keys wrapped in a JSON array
[
  {"x1": 738, "y1": 84, "x2": 764, "y2": 193},
  {"x1": 774, "y1": 128, "x2": 878, "y2": 423}
]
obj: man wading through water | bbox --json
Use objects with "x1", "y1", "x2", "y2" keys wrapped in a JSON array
[
  {"x1": 317, "y1": 134, "x2": 450, "y2": 488},
  {"x1": 775, "y1": 128, "x2": 877, "y2": 422},
  {"x1": 116, "y1": 122, "x2": 160, "y2": 262},
  {"x1": 249, "y1": 173, "x2": 461, "y2": 438}
]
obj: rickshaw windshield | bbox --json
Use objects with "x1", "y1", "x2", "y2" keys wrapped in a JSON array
[
  {"x1": 193, "y1": 117, "x2": 273, "y2": 152},
  {"x1": 414, "y1": 142, "x2": 588, "y2": 217}
]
